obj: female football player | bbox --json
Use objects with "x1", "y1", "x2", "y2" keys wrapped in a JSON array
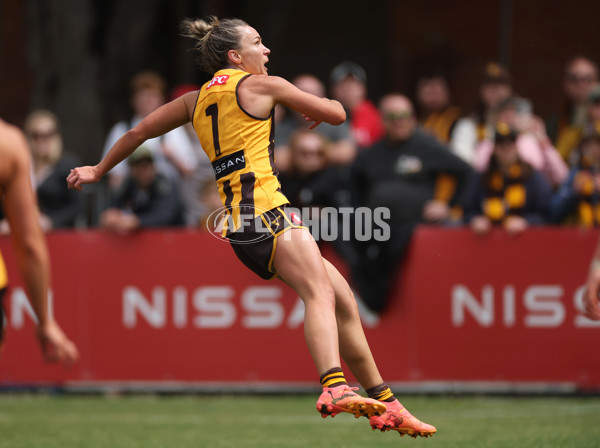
[{"x1": 67, "y1": 16, "x2": 435, "y2": 438}]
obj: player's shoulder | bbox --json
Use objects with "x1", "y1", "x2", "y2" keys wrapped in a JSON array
[
  {"x1": 242, "y1": 74, "x2": 290, "y2": 94},
  {"x1": 0, "y1": 120, "x2": 30, "y2": 187},
  {"x1": 0, "y1": 120, "x2": 28, "y2": 161}
]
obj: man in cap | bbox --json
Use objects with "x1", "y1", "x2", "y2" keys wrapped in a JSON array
[
  {"x1": 99, "y1": 146, "x2": 184, "y2": 232},
  {"x1": 330, "y1": 61, "x2": 384, "y2": 150}
]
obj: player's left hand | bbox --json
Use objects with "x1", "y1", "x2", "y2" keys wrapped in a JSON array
[
  {"x1": 36, "y1": 320, "x2": 79, "y2": 367},
  {"x1": 67, "y1": 166, "x2": 101, "y2": 191}
]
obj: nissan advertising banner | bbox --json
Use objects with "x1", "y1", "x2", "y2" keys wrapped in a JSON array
[{"x1": 0, "y1": 227, "x2": 598, "y2": 391}]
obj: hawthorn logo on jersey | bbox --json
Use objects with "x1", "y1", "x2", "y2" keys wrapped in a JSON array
[{"x1": 206, "y1": 75, "x2": 230, "y2": 89}]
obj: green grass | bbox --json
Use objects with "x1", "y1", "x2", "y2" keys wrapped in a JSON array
[{"x1": 0, "y1": 394, "x2": 599, "y2": 447}]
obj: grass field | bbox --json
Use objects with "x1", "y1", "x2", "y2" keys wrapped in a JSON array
[{"x1": 1, "y1": 394, "x2": 599, "y2": 448}]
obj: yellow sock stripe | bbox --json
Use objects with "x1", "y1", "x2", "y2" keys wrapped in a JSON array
[
  {"x1": 322, "y1": 377, "x2": 346, "y2": 387},
  {"x1": 373, "y1": 388, "x2": 394, "y2": 401},
  {"x1": 321, "y1": 371, "x2": 346, "y2": 387},
  {"x1": 321, "y1": 371, "x2": 345, "y2": 382}
]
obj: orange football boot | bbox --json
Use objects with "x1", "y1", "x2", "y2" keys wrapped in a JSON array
[
  {"x1": 316, "y1": 385, "x2": 387, "y2": 419},
  {"x1": 369, "y1": 399, "x2": 437, "y2": 438}
]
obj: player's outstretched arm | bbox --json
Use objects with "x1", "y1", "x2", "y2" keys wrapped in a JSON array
[
  {"x1": 584, "y1": 237, "x2": 600, "y2": 321},
  {"x1": 1, "y1": 123, "x2": 78, "y2": 365},
  {"x1": 243, "y1": 75, "x2": 346, "y2": 129},
  {"x1": 67, "y1": 92, "x2": 197, "y2": 190}
]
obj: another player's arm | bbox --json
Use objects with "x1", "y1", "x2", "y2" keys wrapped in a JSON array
[
  {"x1": 2, "y1": 126, "x2": 78, "y2": 364},
  {"x1": 584, "y1": 237, "x2": 600, "y2": 320},
  {"x1": 67, "y1": 92, "x2": 198, "y2": 190},
  {"x1": 2, "y1": 128, "x2": 51, "y2": 325}
]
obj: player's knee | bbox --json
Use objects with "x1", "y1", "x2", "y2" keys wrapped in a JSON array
[
  {"x1": 335, "y1": 291, "x2": 360, "y2": 320},
  {"x1": 302, "y1": 281, "x2": 335, "y2": 308}
]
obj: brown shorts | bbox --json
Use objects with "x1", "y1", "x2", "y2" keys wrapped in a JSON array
[{"x1": 229, "y1": 206, "x2": 307, "y2": 280}]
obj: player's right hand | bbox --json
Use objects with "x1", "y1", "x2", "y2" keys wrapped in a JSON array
[
  {"x1": 36, "y1": 320, "x2": 79, "y2": 367},
  {"x1": 67, "y1": 165, "x2": 100, "y2": 191}
]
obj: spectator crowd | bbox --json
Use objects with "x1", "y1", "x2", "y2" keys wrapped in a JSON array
[{"x1": 2, "y1": 56, "x2": 600, "y2": 313}]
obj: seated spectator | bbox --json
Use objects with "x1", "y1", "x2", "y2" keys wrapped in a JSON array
[
  {"x1": 24, "y1": 109, "x2": 83, "y2": 230},
  {"x1": 100, "y1": 146, "x2": 184, "y2": 233},
  {"x1": 415, "y1": 70, "x2": 462, "y2": 144},
  {"x1": 450, "y1": 62, "x2": 513, "y2": 164},
  {"x1": 547, "y1": 56, "x2": 598, "y2": 165},
  {"x1": 330, "y1": 61, "x2": 384, "y2": 150},
  {"x1": 462, "y1": 123, "x2": 553, "y2": 235},
  {"x1": 279, "y1": 129, "x2": 337, "y2": 208},
  {"x1": 472, "y1": 97, "x2": 568, "y2": 188},
  {"x1": 170, "y1": 84, "x2": 214, "y2": 227},
  {"x1": 550, "y1": 125, "x2": 600, "y2": 227},
  {"x1": 351, "y1": 93, "x2": 472, "y2": 312},
  {"x1": 197, "y1": 178, "x2": 225, "y2": 231},
  {"x1": 102, "y1": 71, "x2": 196, "y2": 191},
  {"x1": 275, "y1": 73, "x2": 356, "y2": 167}
]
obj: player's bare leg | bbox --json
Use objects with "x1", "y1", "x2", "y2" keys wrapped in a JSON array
[
  {"x1": 322, "y1": 258, "x2": 436, "y2": 437},
  {"x1": 322, "y1": 259, "x2": 383, "y2": 388},
  {"x1": 273, "y1": 228, "x2": 385, "y2": 419}
]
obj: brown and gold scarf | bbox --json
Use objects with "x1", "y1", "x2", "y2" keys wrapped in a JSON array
[{"x1": 482, "y1": 162, "x2": 529, "y2": 223}]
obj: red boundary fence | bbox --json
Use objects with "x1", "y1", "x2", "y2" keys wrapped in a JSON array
[{"x1": 1, "y1": 226, "x2": 598, "y2": 392}]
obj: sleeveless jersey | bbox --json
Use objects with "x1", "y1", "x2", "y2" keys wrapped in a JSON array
[{"x1": 192, "y1": 69, "x2": 288, "y2": 233}]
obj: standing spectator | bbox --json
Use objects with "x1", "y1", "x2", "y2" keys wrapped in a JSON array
[
  {"x1": 275, "y1": 73, "x2": 356, "y2": 167},
  {"x1": 547, "y1": 56, "x2": 599, "y2": 164},
  {"x1": 102, "y1": 71, "x2": 197, "y2": 191},
  {"x1": 100, "y1": 146, "x2": 184, "y2": 233},
  {"x1": 462, "y1": 123, "x2": 552, "y2": 235},
  {"x1": 550, "y1": 125, "x2": 600, "y2": 226},
  {"x1": 472, "y1": 97, "x2": 569, "y2": 189},
  {"x1": 23, "y1": 109, "x2": 83, "y2": 230},
  {"x1": 450, "y1": 62, "x2": 513, "y2": 164},
  {"x1": 415, "y1": 71, "x2": 462, "y2": 144},
  {"x1": 330, "y1": 61, "x2": 385, "y2": 150},
  {"x1": 351, "y1": 93, "x2": 472, "y2": 312}
]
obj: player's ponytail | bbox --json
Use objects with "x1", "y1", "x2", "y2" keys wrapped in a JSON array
[{"x1": 181, "y1": 16, "x2": 249, "y2": 75}]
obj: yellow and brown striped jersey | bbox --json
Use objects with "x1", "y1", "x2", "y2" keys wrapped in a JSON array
[{"x1": 192, "y1": 69, "x2": 288, "y2": 233}]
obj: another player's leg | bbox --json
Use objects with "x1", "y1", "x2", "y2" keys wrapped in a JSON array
[
  {"x1": 272, "y1": 228, "x2": 385, "y2": 419},
  {"x1": 0, "y1": 287, "x2": 6, "y2": 353},
  {"x1": 322, "y1": 259, "x2": 436, "y2": 437}
]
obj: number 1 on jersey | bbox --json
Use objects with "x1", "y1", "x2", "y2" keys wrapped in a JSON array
[{"x1": 206, "y1": 103, "x2": 221, "y2": 156}]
